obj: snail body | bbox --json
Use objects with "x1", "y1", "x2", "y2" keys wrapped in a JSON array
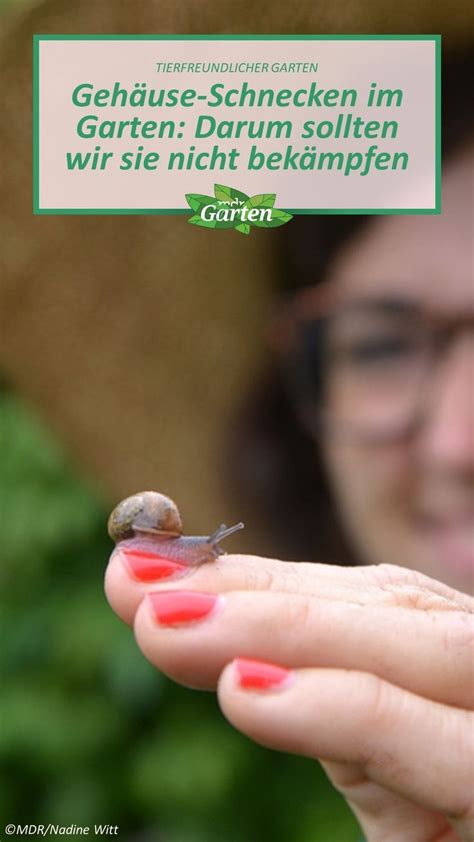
[{"x1": 108, "y1": 491, "x2": 244, "y2": 566}]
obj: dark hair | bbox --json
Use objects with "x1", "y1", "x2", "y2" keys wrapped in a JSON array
[{"x1": 230, "y1": 48, "x2": 474, "y2": 563}]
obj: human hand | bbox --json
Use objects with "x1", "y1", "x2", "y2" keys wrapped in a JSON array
[{"x1": 105, "y1": 549, "x2": 474, "y2": 841}]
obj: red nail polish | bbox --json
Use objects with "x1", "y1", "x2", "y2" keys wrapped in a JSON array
[
  {"x1": 234, "y1": 658, "x2": 293, "y2": 691},
  {"x1": 147, "y1": 590, "x2": 220, "y2": 626},
  {"x1": 121, "y1": 549, "x2": 188, "y2": 582}
]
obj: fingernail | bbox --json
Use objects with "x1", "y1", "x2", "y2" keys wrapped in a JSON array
[
  {"x1": 147, "y1": 590, "x2": 222, "y2": 626},
  {"x1": 121, "y1": 549, "x2": 188, "y2": 582},
  {"x1": 233, "y1": 658, "x2": 294, "y2": 691}
]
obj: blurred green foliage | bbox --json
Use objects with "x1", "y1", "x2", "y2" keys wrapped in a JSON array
[{"x1": 0, "y1": 386, "x2": 361, "y2": 839}]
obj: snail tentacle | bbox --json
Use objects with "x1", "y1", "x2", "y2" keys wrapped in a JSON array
[{"x1": 209, "y1": 522, "x2": 245, "y2": 547}]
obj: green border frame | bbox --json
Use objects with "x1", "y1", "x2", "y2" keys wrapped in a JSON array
[{"x1": 33, "y1": 34, "x2": 441, "y2": 215}]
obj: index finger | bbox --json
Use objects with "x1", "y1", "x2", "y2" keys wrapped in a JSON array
[{"x1": 105, "y1": 546, "x2": 473, "y2": 627}]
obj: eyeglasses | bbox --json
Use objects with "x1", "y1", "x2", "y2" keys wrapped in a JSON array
[{"x1": 279, "y1": 289, "x2": 474, "y2": 442}]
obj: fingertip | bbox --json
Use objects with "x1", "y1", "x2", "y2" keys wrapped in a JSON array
[
  {"x1": 217, "y1": 660, "x2": 252, "y2": 735},
  {"x1": 217, "y1": 658, "x2": 299, "y2": 757},
  {"x1": 218, "y1": 657, "x2": 295, "y2": 712},
  {"x1": 132, "y1": 592, "x2": 220, "y2": 690},
  {"x1": 104, "y1": 549, "x2": 147, "y2": 625},
  {"x1": 217, "y1": 660, "x2": 237, "y2": 697}
]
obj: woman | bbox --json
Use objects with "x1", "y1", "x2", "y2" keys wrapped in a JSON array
[{"x1": 105, "y1": 61, "x2": 474, "y2": 842}]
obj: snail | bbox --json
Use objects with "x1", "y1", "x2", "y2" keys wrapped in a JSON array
[{"x1": 108, "y1": 491, "x2": 244, "y2": 565}]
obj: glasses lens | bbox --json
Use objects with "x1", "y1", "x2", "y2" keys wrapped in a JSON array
[{"x1": 294, "y1": 301, "x2": 433, "y2": 439}]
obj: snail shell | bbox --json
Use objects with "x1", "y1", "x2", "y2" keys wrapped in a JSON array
[
  {"x1": 108, "y1": 490, "x2": 244, "y2": 566},
  {"x1": 108, "y1": 491, "x2": 183, "y2": 542}
]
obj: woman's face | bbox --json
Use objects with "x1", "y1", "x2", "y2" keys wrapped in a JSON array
[{"x1": 321, "y1": 147, "x2": 474, "y2": 593}]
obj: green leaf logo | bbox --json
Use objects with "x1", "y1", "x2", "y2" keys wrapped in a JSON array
[
  {"x1": 185, "y1": 193, "x2": 216, "y2": 214},
  {"x1": 244, "y1": 193, "x2": 276, "y2": 210},
  {"x1": 214, "y1": 184, "x2": 249, "y2": 204},
  {"x1": 185, "y1": 185, "x2": 293, "y2": 235}
]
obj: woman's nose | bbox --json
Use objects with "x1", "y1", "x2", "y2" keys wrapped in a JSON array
[{"x1": 417, "y1": 334, "x2": 474, "y2": 471}]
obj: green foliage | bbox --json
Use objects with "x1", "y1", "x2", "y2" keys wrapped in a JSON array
[{"x1": 0, "y1": 388, "x2": 359, "y2": 840}]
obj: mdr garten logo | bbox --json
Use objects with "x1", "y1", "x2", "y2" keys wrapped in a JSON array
[{"x1": 185, "y1": 184, "x2": 293, "y2": 234}]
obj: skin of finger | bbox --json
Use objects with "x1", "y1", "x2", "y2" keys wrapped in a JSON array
[
  {"x1": 105, "y1": 550, "x2": 472, "y2": 628},
  {"x1": 320, "y1": 760, "x2": 459, "y2": 842},
  {"x1": 104, "y1": 556, "x2": 149, "y2": 625},
  {"x1": 104, "y1": 550, "x2": 386, "y2": 626},
  {"x1": 132, "y1": 588, "x2": 474, "y2": 706},
  {"x1": 217, "y1": 664, "x2": 474, "y2": 836}
]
